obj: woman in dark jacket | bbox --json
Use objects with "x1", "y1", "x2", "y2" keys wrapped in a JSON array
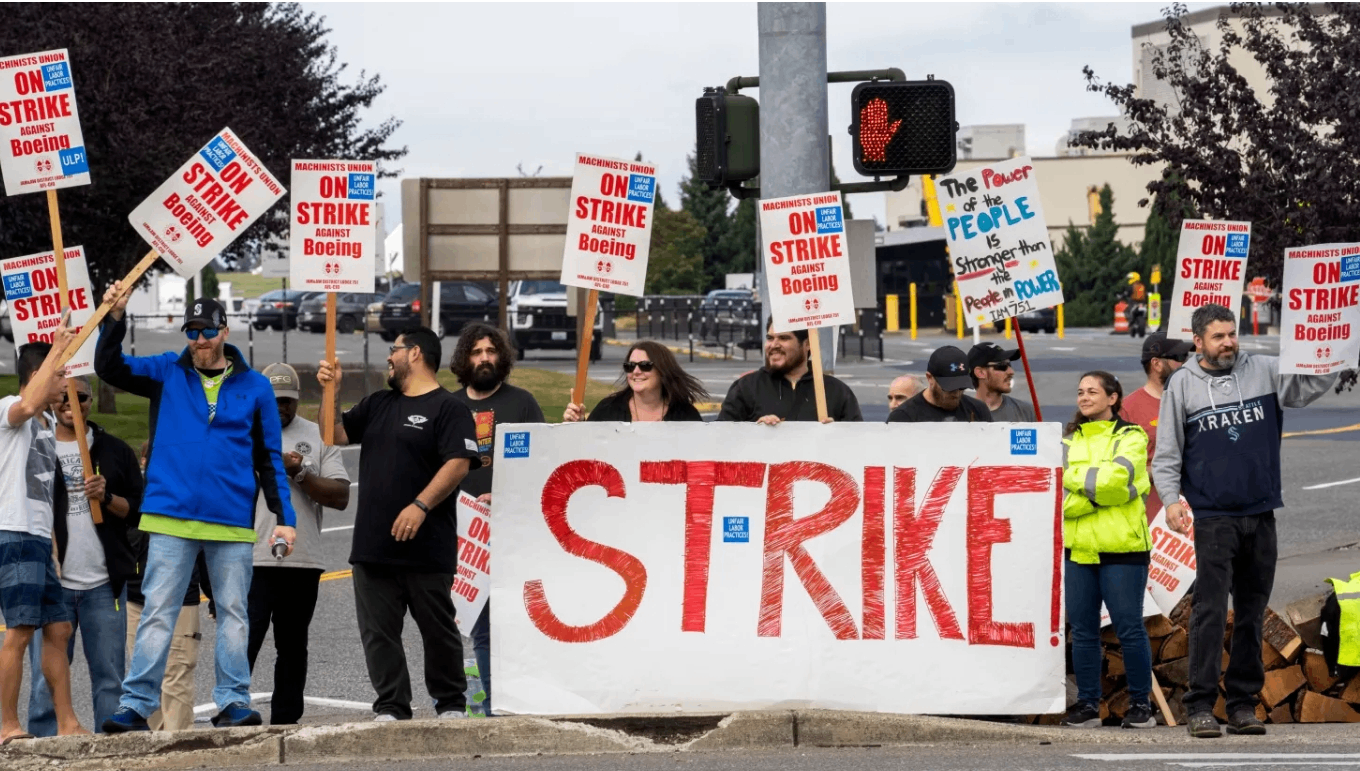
[{"x1": 563, "y1": 341, "x2": 707, "y2": 422}]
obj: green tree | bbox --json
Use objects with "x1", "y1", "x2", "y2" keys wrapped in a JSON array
[
  {"x1": 717, "y1": 196, "x2": 757, "y2": 276},
  {"x1": 646, "y1": 207, "x2": 708, "y2": 295},
  {"x1": 1054, "y1": 185, "x2": 1141, "y2": 326},
  {"x1": 184, "y1": 263, "x2": 220, "y2": 307},
  {"x1": 679, "y1": 153, "x2": 734, "y2": 289}
]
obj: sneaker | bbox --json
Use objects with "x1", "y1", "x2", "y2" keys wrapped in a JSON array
[
  {"x1": 1187, "y1": 711, "x2": 1222, "y2": 738},
  {"x1": 102, "y1": 706, "x2": 150, "y2": 733},
  {"x1": 1226, "y1": 709, "x2": 1266, "y2": 736},
  {"x1": 211, "y1": 702, "x2": 263, "y2": 728},
  {"x1": 437, "y1": 709, "x2": 466, "y2": 720},
  {"x1": 1062, "y1": 701, "x2": 1101, "y2": 728},
  {"x1": 1122, "y1": 701, "x2": 1157, "y2": 729},
  {"x1": 373, "y1": 713, "x2": 398, "y2": 722}
]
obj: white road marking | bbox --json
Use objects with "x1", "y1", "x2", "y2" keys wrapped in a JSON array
[
  {"x1": 1076, "y1": 754, "x2": 1360, "y2": 765},
  {"x1": 194, "y1": 693, "x2": 378, "y2": 715},
  {"x1": 1303, "y1": 477, "x2": 1360, "y2": 490},
  {"x1": 321, "y1": 524, "x2": 355, "y2": 533},
  {"x1": 1049, "y1": 346, "x2": 1076, "y2": 351}
]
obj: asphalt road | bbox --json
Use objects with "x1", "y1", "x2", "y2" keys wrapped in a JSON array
[{"x1": 9, "y1": 324, "x2": 1360, "y2": 732}]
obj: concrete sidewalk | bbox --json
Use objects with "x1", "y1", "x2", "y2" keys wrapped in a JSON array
[{"x1": 2, "y1": 711, "x2": 1354, "y2": 770}]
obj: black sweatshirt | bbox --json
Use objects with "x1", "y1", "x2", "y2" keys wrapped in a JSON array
[
  {"x1": 716, "y1": 368, "x2": 862, "y2": 423},
  {"x1": 52, "y1": 420, "x2": 145, "y2": 600}
]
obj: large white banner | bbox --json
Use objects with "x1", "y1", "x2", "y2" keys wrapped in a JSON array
[
  {"x1": 759, "y1": 191, "x2": 855, "y2": 332},
  {"x1": 560, "y1": 153, "x2": 655, "y2": 297},
  {"x1": 491, "y1": 422, "x2": 1065, "y2": 716},
  {"x1": 128, "y1": 128, "x2": 285, "y2": 277},
  {"x1": 289, "y1": 159, "x2": 377, "y2": 293},
  {"x1": 1165, "y1": 220, "x2": 1252, "y2": 338},
  {"x1": 2, "y1": 246, "x2": 97, "y2": 376},
  {"x1": 933, "y1": 157, "x2": 1063, "y2": 329},
  {"x1": 0, "y1": 48, "x2": 90, "y2": 195},
  {"x1": 1280, "y1": 243, "x2": 1360, "y2": 376}
]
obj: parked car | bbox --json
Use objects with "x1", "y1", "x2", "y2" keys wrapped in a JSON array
[
  {"x1": 699, "y1": 289, "x2": 756, "y2": 317},
  {"x1": 507, "y1": 280, "x2": 601, "y2": 361},
  {"x1": 993, "y1": 307, "x2": 1057, "y2": 334},
  {"x1": 252, "y1": 289, "x2": 314, "y2": 330},
  {"x1": 378, "y1": 281, "x2": 497, "y2": 341},
  {"x1": 365, "y1": 297, "x2": 385, "y2": 335},
  {"x1": 297, "y1": 292, "x2": 386, "y2": 334},
  {"x1": 0, "y1": 298, "x2": 11, "y2": 342}
]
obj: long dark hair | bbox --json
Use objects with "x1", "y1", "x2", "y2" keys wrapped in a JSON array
[
  {"x1": 448, "y1": 322, "x2": 516, "y2": 387},
  {"x1": 1065, "y1": 370, "x2": 1124, "y2": 435},
  {"x1": 612, "y1": 340, "x2": 708, "y2": 407}
]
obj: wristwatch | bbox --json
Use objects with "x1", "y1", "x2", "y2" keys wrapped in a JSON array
[{"x1": 293, "y1": 462, "x2": 315, "y2": 483}]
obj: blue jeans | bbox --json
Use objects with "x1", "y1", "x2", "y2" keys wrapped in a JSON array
[
  {"x1": 26, "y1": 582, "x2": 126, "y2": 736},
  {"x1": 1066, "y1": 559, "x2": 1153, "y2": 705},
  {"x1": 471, "y1": 602, "x2": 491, "y2": 715},
  {"x1": 121, "y1": 535, "x2": 253, "y2": 717}
]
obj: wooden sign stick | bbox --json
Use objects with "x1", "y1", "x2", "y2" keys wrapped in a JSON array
[
  {"x1": 46, "y1": 189, "x2": 102, "y2": 523},
  {"x1": 572, "y1": 289, "x2": 599, "y2": 409},
  {"x1": 58, "y1": 249, "x2": 159, "y2": 368},
  {"x1": 1012, "y1": 326, "x2": 1043, "y2": 422},
  {"x1": 807, "y1": 330, "x2": 829, "y2": 422},
  {"x1": 321, "y1": 292, "x2": 337, "y2": 444}
]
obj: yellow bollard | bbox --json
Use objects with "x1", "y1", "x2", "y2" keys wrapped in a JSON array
[
  {"x1": 909, "y1": 283, "x2": 917, "y2": 340},
  {"x1": 1004, "y1": 317, "x2": 1012, "y2": 339},
  {"x1": 885, "y1": 294, "x2": 900, "y2": 332},
  {"x1": 955, "y1": 293, "x2": 964, "y2": 339},
  {"x1": 1057, "y1": 304, "x2": 1065, "y2": 339}
]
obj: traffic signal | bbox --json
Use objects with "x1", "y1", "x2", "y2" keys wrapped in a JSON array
[
  {"x1": 849, "y1": 80, "x2": 957, "y2": 176},
  {"x1": 695, "y1": 87, "x2": 760, "y2": 186}
]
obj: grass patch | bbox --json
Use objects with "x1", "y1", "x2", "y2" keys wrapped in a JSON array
[
  {"x1": 218, "y1": 272, "x2": 285, "y2": 299},
  {"x1": 0, "y1": 375, "x2": 153, "y2": 449}
]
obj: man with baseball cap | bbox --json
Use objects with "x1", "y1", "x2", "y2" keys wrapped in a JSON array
[
  {"x1": 888, "y1": 345, "x2": 992, "y2": 423},
  {"x1": 1121, "y1": 333, "x2": 1195, "y2": 520},
  {"x1": 96, "y1": 287, "x2": 296, "y2": 732},
  {"x1": 967, "y1": 342, "x2": 1036, "y2": 422},
  {"x1": 246, "y1": 364, "x2": 349, "y2": 725}
]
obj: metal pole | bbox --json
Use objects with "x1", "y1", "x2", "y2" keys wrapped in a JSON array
[
  {"x1": 248, "y1": 319, "x2": 254, "y2": 369},
  {"x1": 281, "y1": 278, "x2": 288, "y2": 364},
  {"x1": 758, "y1": 3, "x2": 832, "y2": 372}
]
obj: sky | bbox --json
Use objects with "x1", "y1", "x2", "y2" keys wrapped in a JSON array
[{"x1": 303, "y1": 1, "x2": 1218, "y2": 230}]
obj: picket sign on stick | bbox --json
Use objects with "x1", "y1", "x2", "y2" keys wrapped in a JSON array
[
  {"x1": 58, "y1": 250, "x2": 158, "y2": 367},
  {"x1": 321, "y1": 293, "x2": 337, "y2": 444},
  {"x1": 1011, "y1": 326, "x2": 1043, "y2": 422},
  {"x1": 572, "y1": 290, "x2": 599, "y2": 407}
]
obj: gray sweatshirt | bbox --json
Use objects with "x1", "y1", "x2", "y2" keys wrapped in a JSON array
[{"x1": 1151, "y1": 351, "x2": 1335, "y2": 519}]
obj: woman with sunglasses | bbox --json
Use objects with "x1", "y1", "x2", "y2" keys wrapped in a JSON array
[{"x1": 563, "y1": 341, "x2": 707, "y2": 423}]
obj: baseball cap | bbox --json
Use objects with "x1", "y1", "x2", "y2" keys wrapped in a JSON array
[
  {"x1": 1141, "y1": 333, "x2": 1195, "y2": 364},
  {"x1": 182, "y1": 298, "x2": 226, "y2": 331},
  {"x1": 927, "y1": 346, "x2": 973, "y2": 391},
  {"x1": 261, "y1": 362, "x2": 301, "y2": 400},
  {"x1": 966, "y1": 342, "x2": 1021, "y2": 374}
]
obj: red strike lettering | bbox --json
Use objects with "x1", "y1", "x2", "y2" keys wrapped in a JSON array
[
  {"x1": 181, "y1": 163, "x2": 250, "y2": 230},
  {"x1": 1179, "y1": 258, "x2": 1241, "y2": 281},
  {"x1": 297, "y1": 201, "x2": 371, "y2": 226},
  {"x1": 1288, "y1": 285, "x2": 1358, "y2": 311},
  {"x1": 0, "y1": 93, "x2": 72, "y2": 126},
  {"x1": 573, "y1": 196, "x2": 648, "y2": 228},
  {"x1": 862, "y1": 467, "x2": 887, "y2": 640},
  {"x1": 894, "y1": 467, "x2": 964, "y2": 640},
  {"x1": 768, "y1": 236, "x2": 843, "y2": 265},
  {"x1": 966, "y1": 467, "x2": 1051, "y2": 648}
]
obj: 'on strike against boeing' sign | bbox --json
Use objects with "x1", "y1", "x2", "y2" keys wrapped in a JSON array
[{"x1": 491, "y1": 422, "x2": 1065, "y2": 716}]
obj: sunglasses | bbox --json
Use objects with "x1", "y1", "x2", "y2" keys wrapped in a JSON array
[
  {"x1": 986, "y1": 362, "x2": 1013, "y2": 372},
  {"x1": 185, "y1": 327, "x2": 222, "y2": 341},
  {"x1": 1159, "y1": 353, "x2": 1189, "y2": 363},
  {"x1": 389, "y1": 344, "x2": 414, "y2": 354},
  {"x1": 622, "y1": 360, "x2": 655, "y2": 373},
  {"x1": 61, "y1": 392, "x2": 91, "y2": 405}
]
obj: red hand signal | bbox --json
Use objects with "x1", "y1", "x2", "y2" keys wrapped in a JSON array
[{"x1": 859, "y1": 98, "x2": 902, "y2": 163}]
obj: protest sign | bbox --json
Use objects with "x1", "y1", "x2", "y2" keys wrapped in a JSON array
[
  {"x1": 560, "y1": 153, "x2": 655, "y2": 297},
  {"x1": 127, "y1": 128, "x2": 285, "y2": 277},
  {"x1": 1279, "y1": 243, "x2": 1360, "y2": 376},
  {"x1": 0, "y1": 49, "x2": 89, "y2": 196},
  {"x1": 453, "y1": 491, "x2": 492, "y2": 636},
  {"x1": 1146, "y1": 506, "x2": 1196, "y2": 616},
  {"x1": 289, "y1": 160, "x2": 377, "y2": 293},
  {"x1": 758, "y1": 191, "x2": 855, "y2": 332},
  {"x1": 1165, "y1": 220, "x2": 1252, "y2": 337},
  {"x1": 933, "y1": 157, "x2": 1062, "y2": 329},
  {"x1": 492, "y1": 421, "x2": 1065, "y2": 715},
  {"x1": 2, "y1": 246, "x2": 96, "y2": 375}
]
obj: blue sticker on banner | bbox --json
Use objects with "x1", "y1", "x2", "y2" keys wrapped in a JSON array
[
  {"x1": 626, "y1": 174, "x2": 655, "y2": 204},
  {"x1": 1010, "y1": 428, "x2": 1037, "y2": 455},
  {"x1": 3, "y1": 273, "x2": 34, "y2": 299},
  {"x1": 816, "y1": 206, "x2": 844, "y2": 234},
  {"x1": 199, "y1": 136, "x2": 236, "y2": 172},
  {"x1": 503, "y1": 431, "x2": 530, "y2": 458},
  {"x1": 1225, "y1": 233, "x2": 1250, "y2": 259},
  {"x1": 58, "y1": 147, "x2": 88, "y2": 175},
  {"x1": 347, "y1": 173, "x2": 375, "y2": 200},
  {"x1": 723, "y1": 517, "x2": 749, "y2": 543},
  {"x1": 1341, "y1": 254, "x2": 1360, "y2": 283},
  {"x1": 41, "y1": 62, "x2": 72, "y2": 91}
]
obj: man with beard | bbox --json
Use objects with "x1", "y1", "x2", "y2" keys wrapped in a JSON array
[
  {"x1": 967, "y1": 342, "x2": 1035, "y2": 421},
  {"x1": 447, "y1": 323, "x2": 543, "y2": 715},
  {"x1": 888, "y1": 346, "x2": 992, "y2": 423},
  {"x1": 96, "y1": 289, "x2": 295, "y2": 733},
  {"x1": 317, "y1": 326, "x2": 480, "y2": 721},
  {"x1": 1154, "y1": 304, "x2": 1337, "y2": 738},
  {"x1": 1120, "y1": 333, "x2": 1194, "y2": 520},
  {"x1": 717, "y1": 321, "x2": 861, "y2": 423}
]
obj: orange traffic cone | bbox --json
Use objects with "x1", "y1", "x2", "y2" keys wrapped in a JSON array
[{"x1": 1113, "y1": 301, "x2": 1129, "y2": 333}]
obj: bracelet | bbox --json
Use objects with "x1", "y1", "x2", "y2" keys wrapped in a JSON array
[
  {"x1": 412, "y1": 499, "x2": 430, "y2": 514},
  {"x1": 103, "y1": 490, "x2": 113, "y2": 507}
]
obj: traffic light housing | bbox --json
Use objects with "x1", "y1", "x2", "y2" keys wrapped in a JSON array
[
  {"x1": 695, "y1": 87, "x2": 760, "y2": 186},
  {"x1": 849, "y1": 79, "x2": 957, "y2": 177}
]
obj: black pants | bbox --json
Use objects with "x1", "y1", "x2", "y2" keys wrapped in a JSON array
[
  {"x1": 353, "y1": 563, "x2": 466, "y2": 719},
  {"x1": 246, "y1": 566, "x2": 323, "y2": 724},
  {"x1": 1184, "y1": 512, "x2": 1277, "y2": 716}
]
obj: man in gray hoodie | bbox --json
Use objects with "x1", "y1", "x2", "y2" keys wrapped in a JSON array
[{"x1": 1152, "y1": 304, "x2": 1336, "y2": 738}]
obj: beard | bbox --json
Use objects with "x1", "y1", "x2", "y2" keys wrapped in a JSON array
[
  {"x1": 766, "y1": 347, "x2": 806, "y2": 376},
  {"x1": 1204, "y1": 349, "x2": 1237, "y2": 370},
  {"x1": 470, "y1": 362, "x2": 505, "y2": 392},
  {"x1": 191, "y1": 344, "x2": 223, "y2": 369},
  {"x1": 387, "y1": 361, "x2": 408, "y2": 391}
]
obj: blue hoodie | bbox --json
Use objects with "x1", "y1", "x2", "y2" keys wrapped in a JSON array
[{"x1": 95, "y1": 316, "x2": 295, "y2": 529}]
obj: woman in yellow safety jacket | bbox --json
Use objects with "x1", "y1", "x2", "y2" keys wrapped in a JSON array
[{"x1": 1060, "y1": 370, "x2": 1155, "y2": 730}]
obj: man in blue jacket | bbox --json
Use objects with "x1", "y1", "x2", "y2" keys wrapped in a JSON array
[{"x1": 94, "y1": 287, "x2": 296, "y2": 732}]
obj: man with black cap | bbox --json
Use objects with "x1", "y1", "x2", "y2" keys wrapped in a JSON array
[
  {"x1": 967, "y1": 342, "x2": 1036, "y2": 422},
  {"x1": 1121, "y1": 332, "x2": 1195, "y2": 519},
  {"x1": 888, "y1": 346, "x2": 992, "y2": 423},
  {"x1": 95, "y1": 287, "x2": 296, "y2": 733}
]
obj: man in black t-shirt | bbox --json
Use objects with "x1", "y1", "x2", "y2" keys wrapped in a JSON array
[
  {"x1": 888, "y1": 345, "x2": 993, "y2": 423},
  {"x1": 447, "y1": 323, "x2": 543, "y2": 715},
  {"x1": 318, "y1": 326, "x2": 480, "y2": 721}
]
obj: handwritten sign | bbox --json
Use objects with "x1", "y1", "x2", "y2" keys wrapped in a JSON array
[
  {"x1": 289, "y1": 160, "x2": 377, "y2": 293},
  {"x1": 0, "y1": 48, "x2": 90, "y2": 195},
  {"x1": 1280, "y1": 243, "x2": 1360, "y2": 376},
  {"x1": 1165, "y1": 220, "x2": 1251, "y2": 337},
  {"x1": 2, "y1": 246, "x2": 96, "y2": 375},
  {"x1": 759, "y1": 191, "x2": 855, "y2": 331},
  {"x1": 560, "y1": 153, "x2": 655, "y2": 296}
]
